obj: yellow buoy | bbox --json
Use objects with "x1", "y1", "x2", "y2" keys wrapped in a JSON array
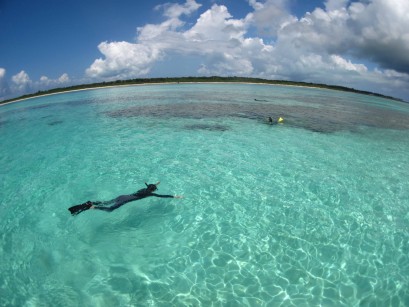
[{"x1": 278, "y1": 117, "x2": 284, "y2": 123}]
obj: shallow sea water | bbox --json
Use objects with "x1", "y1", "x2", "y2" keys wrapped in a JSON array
[{"x1": 1, "y1": 83, "x2": 409, "y2": 306}]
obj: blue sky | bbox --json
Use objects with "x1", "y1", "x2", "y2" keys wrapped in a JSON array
[{"x1": 1, "y1": 0, "x2": 409, "y2": 101}]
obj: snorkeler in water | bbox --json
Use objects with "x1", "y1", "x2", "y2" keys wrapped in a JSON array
[
  {"x1": 267, "y1": 116, "x2": 284, "y2": 125},
  {"x1": 68, "y1": 182, "x2": 183, "y2": 215}
]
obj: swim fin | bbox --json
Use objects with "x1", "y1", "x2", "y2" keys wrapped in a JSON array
[{"x1": 68, "y1": 201, "x2": 93, "y2": 216}]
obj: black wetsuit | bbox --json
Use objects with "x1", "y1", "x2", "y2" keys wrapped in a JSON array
[{"x1": 91, "y1": 188, "x2": 174, "y2": 212}]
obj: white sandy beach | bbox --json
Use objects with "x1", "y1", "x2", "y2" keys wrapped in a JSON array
[{"x1": 0, "y1": 81, "x2": 326, "y2": 107}]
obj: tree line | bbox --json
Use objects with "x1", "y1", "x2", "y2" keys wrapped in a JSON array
[{"x1": 1, "y1": 76, "x2": 404, "y2": 104}]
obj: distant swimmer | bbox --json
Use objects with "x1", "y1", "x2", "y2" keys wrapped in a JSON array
[
  {"x1": 255, "y1": 99, "x2": 268, "y2": 102},
  {"x1": 267, "y1": 116, "x2": 284, "y2": 125},
  {"x1": 68, "y1": 182, "x2": 183, "y2": 215}
]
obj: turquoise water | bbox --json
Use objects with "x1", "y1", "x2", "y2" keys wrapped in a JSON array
[{"x1": 1, "y1": 83, "x2": 409, "y2": 306}]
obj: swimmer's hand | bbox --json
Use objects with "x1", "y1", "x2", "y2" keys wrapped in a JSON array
[{"x1": 174, "y1": 195, "x2": 184, "y2": 199}]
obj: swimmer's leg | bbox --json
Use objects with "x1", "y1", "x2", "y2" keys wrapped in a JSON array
[
  {"x1": 92, "y1": 200, "x2": 124, "y2": 212},
  {"x1": 68, "y1": 198, "x2": 115, "y2": 216},
  {"x1": 92, "y1": 199, "x2": 116, "y2": 206}
]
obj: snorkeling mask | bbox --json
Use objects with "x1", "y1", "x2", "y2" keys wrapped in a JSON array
[{"x1": 145, "y1": 183, "x2": 158, "y2": 192}]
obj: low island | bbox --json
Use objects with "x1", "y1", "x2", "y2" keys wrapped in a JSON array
[{"x1": 0, "y1": 76, "x2": 404, "y2": 105}]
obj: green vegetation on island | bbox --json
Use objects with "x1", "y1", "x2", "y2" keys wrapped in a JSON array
[{"x1": 1, "y1": 76, "x2": 405, "y2": 105}]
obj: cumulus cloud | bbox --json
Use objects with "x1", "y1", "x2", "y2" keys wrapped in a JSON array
[
  {"x1": 82, "y1": 0, "x2": 409, "y2": 100},
  {"x1": 86, "y1": 0, "x2": 202, "y2": 80},
  {"x1": 87, "y1": 2, "x2": 262, "y2": 78},
  {"x1": 331, "y1": 55, "x2": 367, "y2": 73},
  {"x1": 325, "y1": 0, "x2": 349, "y2": 11},
  {"x1": 348, "y1": 0, "x2": 409, "y2": 73},
  {"x1": 2, "y1": 0, "x2": 408, "y2": 101},
  {"x1": 0, "y1": 68, "x2": 10, "y2": 99},
  {"x1": 185, "y1": 5, "x2": 247, "y2": 41},
  {"x1": 39, "y1": 73, "x2": 71, "y2": 88},
  {"x1": 269, "y1": 0, "x2": 409, "y2": 74},
  {"x1": 248, "y1": 0, "x2": 297, "y2": 36},
  {"x1": 86, "y1": 41, "x2": 163, "y2": 79},
  {"x1": 11, "y1": 70, "x2": 32, "y2": 93},
  {"x1": 155, "y1": 0, "x2": 201, "y2": 19},
  {"x1": 0, "y1": 70, "x2": 72, "y2": 100},
  {"x1": 58, "y1": 73, "x2": 70, "y2": 83}
]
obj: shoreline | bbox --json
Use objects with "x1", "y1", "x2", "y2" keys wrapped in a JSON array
[
  {"x1": 0, "y1": 82, "x2": 320, "y2": 107},
  {"x1": 0, "y1": 83, "x2": 144, "y2": 107},
  {"x1": 1, "y1": 78, "x2": 405, "y2": 107}
]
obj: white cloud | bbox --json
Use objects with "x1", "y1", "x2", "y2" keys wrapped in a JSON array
[
  {"x1": 58, "y1": 73, "x2": 70, "y2": 83},
  {"x1": 87, "y1": 3, "x2": 263, "y2": 79},
  {"x1": 348, "y1": 0, "x2": 409, "y2": 72},
  {"x1": 86, "y1": 41, "x2": 163, "y2": 79},
  {"x1": 81, "y1": 0, "x2": 409, "y2": 100},
  {"x1": 325, "y1": 0, "x2": 349, "y2": 11},
  {"x1": 40, "y1": 76, "x2": 50, "y2": 83},
  {"x1": 330, "y1": 55, "x2": 367, "y2": 73},
  {"x1": 247, "y1": 0, "x2": 297, "y2": 36},
  {"x1": 247, "y1": 0, "x2": 264, "y2": 11},
  {"x1": 155, "y1": 0, "x2": 201, "y2": 19},
  {"x1": 40, "y1": 73, "x2": 71, "y2": 87},
  {"x1": 0, "y1": 68, "x2": 10, "y2": 99},
  {"x1": 1, "y1": 0, "x2": 408, "y2": 101},
  {"x1": 12, "y1": 70, "x2": 31, "y2": 85},
  {"x1": 185, "y1": 4, "x2": 246, "y2": 41},
  {"x1": 270, "y1": 0, "x2": 409, "y2": 73},
  {"x1": 11, "y1": 70, "x2": 32, "y2": 93},
  {"x1": 138, "y1": 0, "x2": 200, "y2": 41},
  {"x1": 1, "y1": 71, "x2": 73, "y2": 100},
  {"x1": 0, "y1": 70, "x2": 73, "y2": 100}
]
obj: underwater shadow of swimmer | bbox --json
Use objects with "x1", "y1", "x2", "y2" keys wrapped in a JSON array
[{"x1": 90, "y1": 201, "x2": 177, "y2": 237}]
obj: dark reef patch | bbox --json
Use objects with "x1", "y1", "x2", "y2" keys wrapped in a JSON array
[
  {"x1": 28, "y1": 104, "x2": 54, "y2": 110},
  {"x1": 184, "y1": 124, "x2": 229, "y2": 131},
  {"x1": 48, "y1": 120, "x2": 64, "y2": 126},
  {"x1": 3, "y1": 98, "x2": 99, "y2": 117},
  {"x1": 105, "y1": 101, "x2": 409, "y2": 133}
]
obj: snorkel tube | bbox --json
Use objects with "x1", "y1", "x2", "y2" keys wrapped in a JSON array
[{"x1": 145, "y1": 182, "x2": 159, "y2": 192}]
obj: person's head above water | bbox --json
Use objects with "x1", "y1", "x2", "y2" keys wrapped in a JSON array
[{"x1": 145, "y1": 181, "x2": 160, "y2": 192}]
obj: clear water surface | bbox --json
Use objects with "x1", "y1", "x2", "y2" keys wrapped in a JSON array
[{"x1": 1, "y1": 83, "x2": 409, "y2": 306}]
